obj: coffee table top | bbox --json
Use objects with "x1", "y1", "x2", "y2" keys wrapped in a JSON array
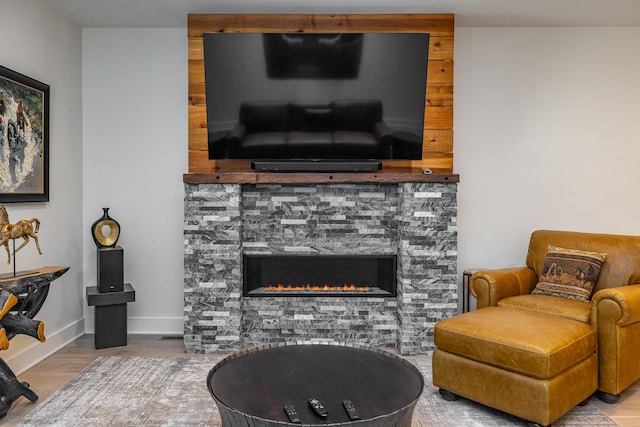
[{"x1": 207, "y1": 343, "x2": 424, "y2": 425}]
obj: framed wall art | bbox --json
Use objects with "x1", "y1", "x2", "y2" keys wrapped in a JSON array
[{"x1": 0, "y1": 65, "x2": 49, "y2": 203}]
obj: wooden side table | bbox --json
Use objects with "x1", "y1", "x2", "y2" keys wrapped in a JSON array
[
  {"x1": 86, "y1": 283, "x2": 135, "y2": 349},
  {"x1": 0, "y1": 266, "x2": 69, "y2": 418}
]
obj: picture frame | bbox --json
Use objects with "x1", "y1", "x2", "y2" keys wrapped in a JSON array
[{"x1": 0, "y1": 65, "x2": 49, "y2": 203}]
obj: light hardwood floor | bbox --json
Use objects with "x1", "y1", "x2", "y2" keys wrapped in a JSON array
[{"x1": 2, "y1": 334, "x2": 640, "y2": 426}]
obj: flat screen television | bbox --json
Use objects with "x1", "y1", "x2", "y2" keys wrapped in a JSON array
[{"x1": 203, "y1": 32, "x2": 430, "y2": 171}]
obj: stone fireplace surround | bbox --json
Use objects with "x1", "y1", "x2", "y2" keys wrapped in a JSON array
[{"x1": 184, "y1": 178, "x2": 457, "y2": 356}]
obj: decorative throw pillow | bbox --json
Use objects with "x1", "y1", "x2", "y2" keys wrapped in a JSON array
[{"x1": 532, "y1": 245, "x2": 606, "y2": 303}]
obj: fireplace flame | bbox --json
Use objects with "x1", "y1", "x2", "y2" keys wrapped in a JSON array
[{"x1": 264, "y1": 284, "x2": 371, "y2": 292}]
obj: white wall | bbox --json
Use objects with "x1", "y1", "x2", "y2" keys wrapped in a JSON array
[
  {"x1": 81, "y1": 25, "x2": 640, "y2": 329},
  {"x1": 455, "y1": 27, "x2": 640, "y2": 281},
  {"x1": 0, "y1": 1, "x2": 84, "y2": 372},
  {"x1": 82, "y1": 29, "x2": 187, "y2": 334}
]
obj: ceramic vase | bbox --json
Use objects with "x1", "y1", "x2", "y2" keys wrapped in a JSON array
[{"x1": 90, "y1": 208, "x2": 120, "y2": 248}]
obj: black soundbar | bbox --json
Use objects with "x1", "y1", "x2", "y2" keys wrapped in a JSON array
[{"x1": 251, "y1": 160, "x2": 382, "y2": 172}]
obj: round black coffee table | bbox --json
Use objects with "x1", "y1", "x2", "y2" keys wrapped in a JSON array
[{"x1": 207, "y1": 343, "x2": 424, "y2": 426}]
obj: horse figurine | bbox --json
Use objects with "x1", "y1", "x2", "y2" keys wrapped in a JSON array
[{"x1": 0, "y1": 204, "x2": 42, "y2": 264}]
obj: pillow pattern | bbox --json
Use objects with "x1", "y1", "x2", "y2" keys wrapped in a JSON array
[{"x1": 532, "y1": 245, "x2": 606, "y2": 303}]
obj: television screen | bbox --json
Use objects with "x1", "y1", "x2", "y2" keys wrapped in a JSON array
[{"x1": 203, "y1": 32, "x2": 429, "y2": 161}]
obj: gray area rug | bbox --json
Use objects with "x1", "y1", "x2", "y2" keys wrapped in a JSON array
[{"x1": 16, "y1": 355, "x2": 619, "y2": 426}]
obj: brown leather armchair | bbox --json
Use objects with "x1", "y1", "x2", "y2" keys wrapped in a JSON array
[{"x1": 471, "y1": 229, "x2": 640, "y2": 403}]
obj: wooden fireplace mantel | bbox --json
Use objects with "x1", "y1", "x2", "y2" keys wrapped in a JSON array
[{"x1": 183, "y1": 167, "x2": 459, "y2": 185}]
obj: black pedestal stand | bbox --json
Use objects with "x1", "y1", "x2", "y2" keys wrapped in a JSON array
[
  {"x1": 86, "y1": 245, "x2": 134, "y2": 349},
  {"x1": 86, "y1": 284, "x2": 135, "y2": 349}
]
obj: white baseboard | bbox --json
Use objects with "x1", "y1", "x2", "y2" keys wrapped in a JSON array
[{"x1": 5, "y1": 318, "x2": 85, "y2": 375}]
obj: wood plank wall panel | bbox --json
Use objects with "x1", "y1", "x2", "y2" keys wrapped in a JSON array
[{"x1": 187, "y1": 14, "x2": 454, "y2": 174}]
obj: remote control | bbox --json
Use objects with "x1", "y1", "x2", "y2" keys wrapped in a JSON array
[
  {"x1": 342, "y1": 400, "x2": 361, "y2": 421},
  {"x1": 284, "y1": 405, "x2": 301, "y2": 423},
  {"x1": 308, "y1": 398, "x2": 328, "y2": 417}
]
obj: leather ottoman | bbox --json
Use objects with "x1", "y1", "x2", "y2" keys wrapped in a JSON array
[{"x1": 433, "y1": 306, "x2": 598, "y2": 426}]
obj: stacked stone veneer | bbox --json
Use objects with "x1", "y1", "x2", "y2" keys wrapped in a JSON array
[{"x1": 184, "y1": 182, "x2": 457, "y2": 355}]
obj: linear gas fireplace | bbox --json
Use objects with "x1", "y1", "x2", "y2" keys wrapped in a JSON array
[{"x1": 243, "y1": 255, "x2": 396, "y2": 297}]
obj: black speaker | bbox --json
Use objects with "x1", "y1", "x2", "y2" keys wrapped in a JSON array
[{"x1": 97, "y1": 246, "x2": 124, "y2": 293}]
